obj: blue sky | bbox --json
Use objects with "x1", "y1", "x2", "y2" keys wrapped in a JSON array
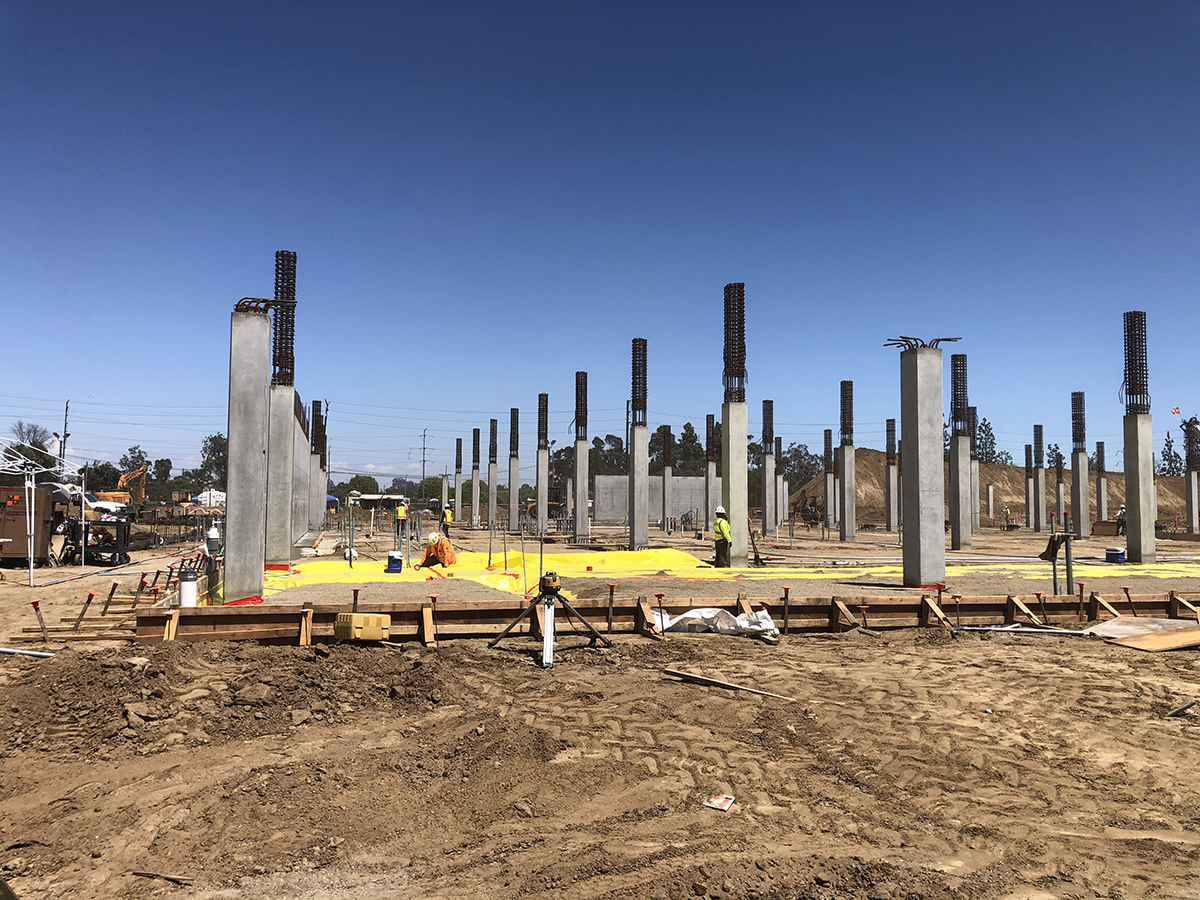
[{"x1": 2, "y1": 2, "x2": 1198, "y2": 482}]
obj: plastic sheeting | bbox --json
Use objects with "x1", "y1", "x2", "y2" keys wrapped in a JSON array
[{"x1": 651, "y1": 606, "x2": 780, "y2": 638}]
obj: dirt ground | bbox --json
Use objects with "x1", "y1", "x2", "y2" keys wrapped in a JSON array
[{"x1": 3, "y1": 528, "x2": 1200, "y2": 899}]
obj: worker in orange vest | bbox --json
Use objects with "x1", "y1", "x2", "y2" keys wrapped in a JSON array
[{"x1": 415, "y1": 532, "x2": 457, "y2": 569}]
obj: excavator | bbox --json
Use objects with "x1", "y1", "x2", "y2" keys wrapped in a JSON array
[{"x1": 94, "y1": 464, "x2": 148, "y2": 513}]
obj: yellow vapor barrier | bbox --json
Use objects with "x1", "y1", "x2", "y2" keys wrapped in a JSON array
[{"x1": 260, "y1": 550, "x2": 1200, "y2": 597}]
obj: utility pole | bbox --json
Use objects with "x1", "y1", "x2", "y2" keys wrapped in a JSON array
[
  {"x1": 421, "y1": 429, "x2": 427, "y2": 482},
  {"x1": 53, "y1": 400, "x2": 70, "y2": 478}
]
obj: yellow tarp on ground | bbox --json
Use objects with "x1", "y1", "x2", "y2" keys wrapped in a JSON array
[{"x1": 262, "y1": 549, "x2": 1200, "y2": 597}]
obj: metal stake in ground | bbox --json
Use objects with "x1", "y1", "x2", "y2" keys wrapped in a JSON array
[{"x1": 30, "y1": 599, "x2": 49, "y2": 643}]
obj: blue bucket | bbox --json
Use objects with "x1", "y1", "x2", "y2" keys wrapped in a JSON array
[{"x1": 1105, "y1": 547, "x2": 1125, "y2": 564}]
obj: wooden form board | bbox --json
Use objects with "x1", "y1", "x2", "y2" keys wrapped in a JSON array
[{"x1": 1110, "y1": 623, "x2": 1200, "y2": 652}]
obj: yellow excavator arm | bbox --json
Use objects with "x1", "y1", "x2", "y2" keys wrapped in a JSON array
[{"x1": 117, "y1": 464, "x2": 148, "y2": 506}]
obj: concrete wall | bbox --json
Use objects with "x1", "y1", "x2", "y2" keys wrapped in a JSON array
[
  {"x1": 595, "y1": 474, "x2": 718, "y2": 522},
  {"x1": 291, "y1": 412, "x2": 310, "y2": 543},
  {"x1": 225, "y1": 310, "x2": 270, "y2": 602},
  {"x1": 309, "y1": 454, "x2": 324, "y2": 530},
  {"x1": 265, "y1": 386, "x2": 295, "y2": 564}
]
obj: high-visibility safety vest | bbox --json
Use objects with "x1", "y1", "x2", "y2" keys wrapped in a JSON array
[
  {"x1": 397, "y1": 506, "x2": 408, "y2": 521},
  {"x1": 443, "y1": 508, "x2": 452, "y2": 524},
  {"x1": 714, "y1": 517, "x2": 731, "y2": 541}
]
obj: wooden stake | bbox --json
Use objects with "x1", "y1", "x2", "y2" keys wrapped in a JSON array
[{"x1": 663, "y1": 668, "x2": 797, "y2": 702}]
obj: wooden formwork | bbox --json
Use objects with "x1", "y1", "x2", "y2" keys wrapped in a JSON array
[{"x1": 131, "y1": 590, "x2": 1200, "y2": 647}]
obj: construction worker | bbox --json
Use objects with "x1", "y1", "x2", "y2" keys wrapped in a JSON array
[
  {"x1": 713, "y1": 505, "x2": 731, "y2": 568},
  {"x1": 441, "y1": 503, "x2": 452, "y2": 537},
  {"x1": 396, "y1": 501, "x2": 408, "y2": 537},
  {"x1": 415, "y1": 531, "x2": 457, "y2": 569},
  {"x1": 1117, "y1": 504, "x2": 1127, "y2": 536},
  {"x1": 1003, "y1": 506, "x2": 1011, "y2": 528}
]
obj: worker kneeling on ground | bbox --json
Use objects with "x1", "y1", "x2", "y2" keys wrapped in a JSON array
[
  {"x1": 415, "y1": 531, "x2": 457, "y2": 569},
  {"x1": 713, "y1": 505, "x2": 731, "y2": 568}
]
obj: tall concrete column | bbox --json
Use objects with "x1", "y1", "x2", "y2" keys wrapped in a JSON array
[
  {"x1": 225, "y1": 307, "x2": 270, "y2": 602},
  {"x1": 775, "y1": 472, "x2": 784, "y2": 536},
  {"x1": 782, "y1": 479, "x2": 790, "y2": 528},
  {"x1": 721, "y1": 400, "x2": 748, "y2": 566},
  {"x1": 949, "y1": 435, "x2": 971, "y2": 550},
  {"x1": 704, "y1": 415, "x2": 717, "y2": 532},
  {"x1": 441, "y1": 475, "x2": 449, "y2": 514},
  {"x1": 885, "y1": 464, "x2": 899, "y2": 531},
  {"x1": 265, "y1": 385, "x2": 295, "y2": 563},
  {"x1": 535, "y1": 394, "x2": 548, "y2": 533},
  {"x1": 662, "y1": 465, "x2": 673, "y2": 530},
  {"x1": 1033, "y1": 468, "x2": 1046, "y2": 532},
  {"x1": 471, "y1": 427, "x2": 481, "y2": 528},
  {"x1": 898, "y1": 344, "x2": 945, "y2": 587},
  {"x1": 310, "y1": 454, "x2": 323, "y2": 528},
  {"x1": 1071, "y1": 450, "x2": 1089, "y2": 537},
  {"x1": 1097, "y1": 476, "x2": 1108, "y2": 522},
  {"x1": 1025, "y1": 476, "x2": 1033, "y2": 528},
  {"x1": 1124, "y1": 414, "x2": 1155, "y2": 562},
  {"x1": 508, "y1": 409, "x2": 520, "y2": 532},
  {"x1": 986, "y1": 483, "x2": 994, "y2": 520},
  {"x1": 454, "y1": 437, "x2": 463, "y2": 531},
  {"x1": 1186, "y1": 470, "x2": 1198, "y2": 534},
  {"x1": 838, "y1": 445, "x2": 855, "y2": 542},
  {"x1": 565, "y1": 477, "x2": 573, "y2": 517},
  {"x1": 1056, "y1": 479, "x2": 1065, "y2": 525},
  {"x1": 574, "y1": 439, "x2": 589, "y2": 543},
  {"x1": 833, "y1": 474, "x2": 840, "y2": 525},
  {"x1": 629, "y1": 424, "x2": 649, "y2": 550},
  {"x1": 823, "y1": 471, "x2": 834, "y2": 529},
  {"x1": 970, "y1": 458, "x2": 981, "y2": 534},
  {"x1": 487, "y1": 462, "x2": 497, "y2": 528},
  {"x1": 761, "y1": 400, "x2": 775, "y2": 538}
]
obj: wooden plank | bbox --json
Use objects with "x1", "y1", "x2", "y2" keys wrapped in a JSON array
[
  {"x1": 737, "y1": 593, "x2": 753, "y2": 618},
  {"x1": 1110, "y1": 623, "x2": 1200, "y2": 652},
  {"x1": 1092, "y1": 594, "x2": 1123, "y2": 620},
  {"x1": 1169, "y1": 592, "x2": 1200, "y2": 620},
  {"x1": 163, "y1": 610, "x2": 179, "y2": 642},
  {"x1": 663, "y1": 668, "x2": 797, "y2": 702},
  {"x1": 636, "y1": 597, "x2": 663, "y2": 639},
  {"x1": 834, "y1": 599, "x2": 860, "y2": 631},
  {"x1": 420, "y1": 605, "x2": 437, "y2": 648},
  {"x1": 1006, "y1": 596, "x2": 1043, "y2": 626},
  {"x1": 299, "y1": 609, "x2": 313, "y2": 646},
  {"x1": 922, "y1": 597, "x2": 952, "y2": 627}
]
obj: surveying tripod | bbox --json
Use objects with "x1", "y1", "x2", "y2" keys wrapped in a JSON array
[{"x1": 488, "y1": 572, "x2": 612, "y2": 668}]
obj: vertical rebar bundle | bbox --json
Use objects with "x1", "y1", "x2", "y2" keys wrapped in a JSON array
[
  {"x1": 950, "y1": 354, "x2": 968, "y2": 436},
  {"x1": 472, "y1": 428, "x2": 480, "y2": 468},
  {"x1": 967, "y1": 406, "x2": 978, "y2": 458},
  {"x1": 1071, "y1": 392, "x2": 1086, "y2": 452},
  {"x1": 575, "y1": 372, "x2": 587, "y2": 441},
  {"x1": 1095, "y1": 441, "x2": 1105, "y2": 474},
  {"x1": 722, "y1": 283, "x2": 746, "y2": 403},
  {"x1": 456, "y1": 438, "x2": 463, "y2": 471},
  {"x1": 631, "y1": 338, "x2": 647, "y2": 426},
  {"x1": 705, "y1": 414, "x2": 715, "y2": 462},
  {"x1": 660, "y1": 425, "x2": 674, "y2": 469},
  {"x1": 537, "y1": 394, "x2": 549, "y2": 450},
  {"x1": 489, "y1": 419, "x2": 498, "y2": 465},
  {"x1": 824, "y1": 429, "x2": 833, "y2": 472},
  {"x1": 311, "y1": 400, "x2": 326, "y2": 468},
  {"x1": 1034, "y1": 426, "x2": 1044, "y2": 467},
  {"x1": 510, "y1": 409, "x2": 519, "y2": 458},
  {"x1": 839, "y1": 381, "x2": 854, "y2": 446},
  {"x1": 775, "y1": 436, "x2": 782, "y2": 459},
  {"x1": 1123, "y1": 310, "x2": 1150, "y2": 415},
  {"x1": 886, "y1": 419, "x2": 896, "y2": 465},
  {"x1": 762, "y1": 400, "x2": 774, "y2": 450},
  {"x1": 1025, "y1": 444, "x2": 1033, "y2": 476},
  {"x1": 1183, "y1": 419, "x2": 1200, "y2": 472},
  {"x1": 271, "y1": 250, "x2": 297, "y2": 387},
  {"x1": 1056, "y1": 455, "x2": 1064, "y2": 483}
]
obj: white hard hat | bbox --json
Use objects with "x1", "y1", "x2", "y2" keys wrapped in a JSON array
[
  {"x1": 715, "y1": 505, "x2": 726, "y2": 515},
  {"x1": 427, "y1": 532, "x2": 439, "y2": 545}
]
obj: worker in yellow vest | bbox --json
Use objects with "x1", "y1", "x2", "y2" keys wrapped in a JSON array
[
  {"x1": 713, "y1": 505, "x2": 731, "y2": 567},
  {"x1": 396, "y1": 501, "x2": 408, "y2": 537},
  {"x1": 441, "y1": 504, "x2": 452, "y2": 538}
]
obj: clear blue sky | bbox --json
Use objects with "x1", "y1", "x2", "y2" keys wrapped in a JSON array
[{"x1": 3, "y1": 2, "x2": 1198, "y2": 483}]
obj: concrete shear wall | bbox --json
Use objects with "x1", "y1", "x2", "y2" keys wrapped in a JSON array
[{"x1": 595, "y1": 475, "x2": 718, "y2": 522}]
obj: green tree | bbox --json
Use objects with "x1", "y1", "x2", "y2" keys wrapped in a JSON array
[
  {"x1": 549, "y1": 445, "x2": 573, "y2": 489},
  {"x1": 119, "y1": 445, "x2": 148, "y2": 472},
  {"x1": 416, "y1": 476, "x2": 442, "y2": 500},
  {"x1": 590, "y1": 435, "x2": 627, "y2": 475},
  {"x1": 975, "y1": 419, "x2": 997, "y2": 463},
  {"x1": 152, "y1": 458, "x2": 172, "y2": 482},
  {"x1": 85, "y1": 460, "x2": 121, "y2": 491},
  {"x1": 331, "y1": 474, "x2": 381, "y2": 503},
  {"x1": 6, "y1": 421, "x2": 56, "y2": 473},
  {"x1": 676, "y1": 422, "x2": 705, "y2": 475},
  {"x1": 778, "y1": 442, "x2": 823, "y2": 490},
  {"x1": 199, "y1": 433, "x2": 228, "y2": 490},
  {"x1": 1158, "y1": 432, "x2": 1184, "y2": 476}
]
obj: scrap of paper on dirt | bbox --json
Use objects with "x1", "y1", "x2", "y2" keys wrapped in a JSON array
[{"x1": 704, "y1": 794, "x2": 735, "y2": 811}]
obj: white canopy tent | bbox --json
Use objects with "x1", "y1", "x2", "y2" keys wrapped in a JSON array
[{"x1": 0, "y1": 437, "x2": 84, "y2": 586}]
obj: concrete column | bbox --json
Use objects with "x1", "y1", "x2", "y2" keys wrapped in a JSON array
[
  {"x1": 775, "y1": 473, "x2": 784, "y2": 536},
  {"x1": 441, "y1": 475, "x2": 449, "y2": 515},
  {"x1": 721, "y1": 401, "x2": 748, "y2": 567},
  {"x1": 900, "y1": 347, "x2": 945, "y2": 587},
  {"x1": 661, "y1": 465, "x2": 673, "y2": 530},
  {"x1": 1056, "y1": 482, "x2": 1065, "y2": 526},
  {"x1": 833, "y1": 476, "x2": 840, "y2": 524},
  {"x1": 565, "y1": 477, "x2": 573, "y2": 517},
  {"x1": 535, "y1": 449, "x2": 549, "y2": 534},
  {"x1": 487, "y1": 462, "x2": 498, "y2": 528},
  {"x1": 225, "y1": 309, "x2": 270, "y2": 602},
  {"x1": 704, "y1": 460, "x2": 716, "y2": 532},
  {"x1": 1025, "y1": 476, "x2": 1033, "y2": 528},
  {"x1": 949, "y1": 435, "x2": 971, "y2": 550},
  {"x1": 508, "y1": 457, "x2": 520, "y2": 532},
  {"x1": 838, "y1": 445, "x2": 855, "y2": 542},
  {"x1": 986, "y1": 483, "x2": 994, "y2": 520},
  {"x1": 1033, "y1": 468, "x2": 1046, "y2": 532},
  {"x1": 761, "y1": 451, "x2": 775, "y2": 538},
  {"x1": 309, "y1": 454, "x2": 323, "y2": 529},
  {"x1": 782, "y1": 479, "x2": 790, "y2": 528},
  {"x1": 885, "y1": 463, "x2": 899, "y2": 532},
  {"x1": 454, "y1": 466, "x2": 463, "y2": 528},
  {"x1": 264, "y1": 385, "x2": 295, "y2": 563},
  {"x1": 574, "y1": 439, "x2": 589, "y2": 543},
  {"x1": 1071, "y1": 451, "x2": 1090, "y2": 537},
  {"x1": 629, "y1": 424, "x2": 649, "y2": 550},
  {"x1": 970, "y1": 459, "x2": 980, "y2": 534},
  {"x1": 1186, "y1": 470, "x2": 1199, "y2": 534},
  {"x1": 1097, "y1": 475, "x2": 1108, "y2": 522},
  {"x1": 1124, "y1": 413, "x2": 1155, "y2": 563},
  {"x1": 823, "y1": 472, "x2": 834, "y2": 530},
  {"x1": 471, "y1": 466, "x2": 481, "y2": 528}
]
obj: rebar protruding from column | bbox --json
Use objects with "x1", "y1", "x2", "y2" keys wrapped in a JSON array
[
  {"x1": 1095, "y1": 441, "x2": 1105, "y2": 474},
  {"x1": 509, "y1": 408, "x2": 519, "y2": 458},
  {"x1": 775, "y1": 436, "x2": 782, "y2": 459},
  {"x1": 489, "y1": 419, "x2": 498, "y2": 465},
  {"x1": 762, "y1": 400, "x2": 774, "y2": 448},
  {"x1": 575, "y1": 372, "x2": 587, "y2": 441},
  {"x1": 631, "y1": 338, "x2": 647, "y2": 426},
  {"x1": 1056, "y1": 454, "x2": 1064, "y2": 483},
  {"x1": 839, "y1": 381, "x2": 854, "y2": 446},
  {"x1": 1072, "y1": 397, "x2": 1088, "y2": 454},
  {"x1": 967, "y1": 406, "x2": 978, "y2": 459},
  {"x1": 1025, "y1": 444, "x2": 1033, "y2": 476},
  {"x1": 950, "y1": 354, "x2": 969, "y2": 436},
  {"x1": 824, "y1": 429, "x2": 833, "y2": 472},
  {"x1": 886, "y1": 419, "x2": 896, "y2": 465},
  {"x1": 271, "y1": 250, "x2": 297, "y2": 387},
  {"x1": 705, "y1": 414, "x2": 716, "y2": 462},
  {"x1": 537, "y1": 393, "x2": 549, "y2": 450},
  {"x1": 659, "y1": 425, "x2": 673, "y2": 469},
  {"x1": 456, "y1": 438, "x2": 463, "y2": 471},
  {"x1": 472, "y1": 428, "x2": 480, "y2": 468},
  {"x1": 722, "y1": 283, "x2": 746, "y2": 403},
  {"x1": 1183, "y1": 419, "x2": 1200, "y2": 472},
  {"x1": 1034, "y1": 425, "x2": 1044, "y2": 467},
  {"x1": 1123, "y1": 310, "x2": 1150, "y2": 415},
  {"x1": 311, "y1": 400, "x2": 327, "y2": 467}
]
